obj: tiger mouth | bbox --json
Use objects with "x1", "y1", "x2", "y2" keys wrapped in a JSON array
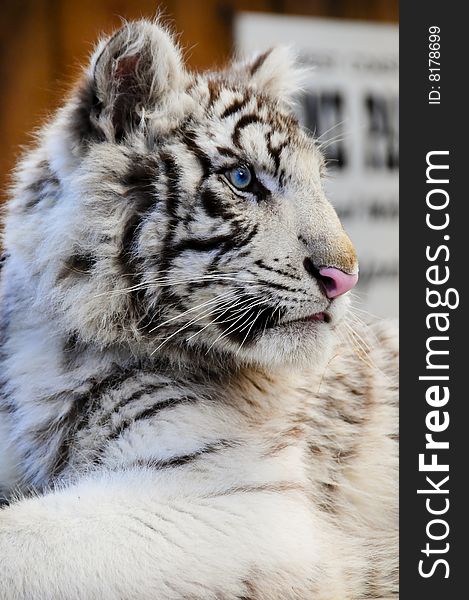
[
  {"x1": 214, "y1": 294, "x2": 331, "y2": 347},
  {"x1": 279, "y1": 311, "x2": 331, "y2": 327},
  {"x1": 215, "y1": 297, "x2": 284, "y2": 345},
  {"x1": 300, "y1": 311, "x2": 331, "y2": 323}
]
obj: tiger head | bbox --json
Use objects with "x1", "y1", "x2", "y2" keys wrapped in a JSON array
[{"x1": 5, "y1": 20, "x2": 358, "y2": 368}]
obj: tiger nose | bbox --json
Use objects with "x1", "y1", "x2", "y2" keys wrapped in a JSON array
[{"x1": 318, "y1": 266, "x2": 359, "y2": 299}]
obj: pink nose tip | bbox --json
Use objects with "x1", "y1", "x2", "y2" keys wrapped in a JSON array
[{"x1": 319, "y1": 267, "x2": 359, "y2": 299}]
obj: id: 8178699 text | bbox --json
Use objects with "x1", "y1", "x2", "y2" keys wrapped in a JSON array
[{"x1": 428, "y1": 26, "x2": 441, "y2": 105}]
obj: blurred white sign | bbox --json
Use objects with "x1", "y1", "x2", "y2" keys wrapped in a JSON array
[{"x1": 235, "y1": 13, "x2": 399, "y2": 318}]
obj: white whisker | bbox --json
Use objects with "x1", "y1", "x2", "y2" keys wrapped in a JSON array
[
  {"x1": 204, "y1": 297, "x2": 268, "y2": 354},
  {"x1": 147, "y1": 290, "x2": 237, "y2": 334},
  {"x1": 150, "y1": 293, "x2": 240, "y2": 355},
  {"x1": 236, "y1": 305, "x2": 272, "y2": 355}
]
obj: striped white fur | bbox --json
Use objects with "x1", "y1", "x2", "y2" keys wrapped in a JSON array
[{"x1": 0, "y1": 20, "x2": 398, "y2": 599}]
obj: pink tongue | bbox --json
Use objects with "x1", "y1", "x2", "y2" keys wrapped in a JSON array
[
  {"x1": 309, "y1": 312, "x2": 325, "y2": 321},
  {"x1": 319, "y1": 267, "x2": 359, "y2": 299}
]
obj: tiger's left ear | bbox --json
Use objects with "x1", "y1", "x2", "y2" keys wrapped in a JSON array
[
  {"x1": 242, "y1": 47, "x2": 309, "y2": 105},
  {"x1": 71, "y1": 20, "x2": 187, "y2": 145}
]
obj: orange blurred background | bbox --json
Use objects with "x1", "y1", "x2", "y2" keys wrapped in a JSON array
[{"x1": 0, "y1": 0, "x2": 398, "y2": 203}]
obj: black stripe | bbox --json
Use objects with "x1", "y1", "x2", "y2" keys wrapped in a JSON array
[
  {"x1": 180, "y1": 129, "x2": 213, "y2": 177},
  {"x1": 207, "y1": 79, "x2": 221, "y2": 107},
  {"x1": 173, "y1": 234, "x2": 235, "y2": 254},
  {"x1": 266, "y1": 132, "x2": 287, "y2": 177},
  {"x1": 116, "y1": 156, "x2": 160, "y2": 326},
  {"x1": 232, "y1": 114, "x2": 264, "y2": 147},
  {"x1": 63, "y1": 331, "x2": 80, "y2": 354},
  {"x1": 209, "y1": 223, "x2": 258, "y2": 270},
  {"x1": 160, "y1": 152, "x2": 181, "y2": 214},
  {"x1": 18, "y1": 365, "x2": 142, "y2": 484},
  {"x1": 61, "y1": 331, "x2": 87, "y2": 369},
  {"x1": 201, "y1": 188, "x2": 235, "y2": 219},
  {"x1": 254, "y1": 259, "x2": 301, "y2": 281},
  {"x1": 174, "y1": 221, "x2": 257, "y2": 259},
  {"x1": 48, "y1": 392, "x2": 92, "y2": 478},
  {"x1": 123, "y1": 440, "x2": 237, "y2": 470},
  {"x1": 118, "y1": 156, "x2": 159, "y2": 275},
  {"x1": 86, "y1": 366, "x2": 141, "y2": 404},
  {"x1": 256, "y1": 277, "x2": 303, "y2": 294},
  {"x1": 70, "y1": 80, "x2": 105, "y2": 146},
  {"x1": 278, "y1": 168, "x2": 287, "y2": 188},
  {"x1": 157, "y1": 152, "x2": 183, "y2": 274},
  {"x1": 23, "y1": 161, "x2": 60, "y2": 210},
  {"x1": 73, "y1": 364, "x2": 144, "y2": 434},
  {"x1": 58, "y1": 253, "x2": 96, "y2": 279},
  {"x1": 140, "y1": 152, "x2": 186, "y2": 334},
  {"x1": 220, "y1": 95, "x2": 251, "y2": 119},
  {"x1": 95, "y1": 383, "x2": 182, "y2": 427},
  {"x1": 106, "y1": 396, "x2": 197, "y2": 442},
  {"x1": 249, "y1": 49, "x2": 272, "y2": 75},
  {"x1": 216, "y1": 146, "x2": 238, "y2": 158},
  {"x1": 237, "y1": 223, "x2": 259, "y2": 248},
  {"x1": 50, "y1": 364, "x2": 137, "y2": 475},
  {"x1": 129, "y1": 515, "x2": 164, "y2": 537}
]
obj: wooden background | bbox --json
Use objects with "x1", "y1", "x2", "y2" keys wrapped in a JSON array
[{"x1": 0, "y1": 0, "x2": 398, "y2": 203}]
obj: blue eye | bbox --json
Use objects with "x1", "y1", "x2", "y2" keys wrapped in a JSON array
[{"x1": 227, "y1": 165, "x2": 252, "y2": 190}]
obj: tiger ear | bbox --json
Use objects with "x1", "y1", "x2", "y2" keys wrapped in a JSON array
[
  {"x1": 74, "y1": 20, "x2": 186, "y2": 143},
  {"x1": 242, "y1": 46, "x2": 308, "y2": 105}
]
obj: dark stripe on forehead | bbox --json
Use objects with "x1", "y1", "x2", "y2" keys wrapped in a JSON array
[
  {"x1": 216, "y1": 146, "x2": 238, "y2": 158},
  {"x1": 266, "y1": 131, "x2": 288, "y2": 177},
  {"x1": 220, "y1": 95, "x2": 251, "y2": 119},
  {"x1": 232, "y1": 114, "x2": 264, "y2": 147},
  {"x1": 249, "y1": 49, "x2": 272, "y2": 75},
  {"x1": 207, "y1": 78, "x2": 222, "y2": 106}
]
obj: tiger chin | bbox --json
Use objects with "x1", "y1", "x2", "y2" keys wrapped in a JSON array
[{"x1": 0, "y1": 19, "x2": 398, "y2": 600}]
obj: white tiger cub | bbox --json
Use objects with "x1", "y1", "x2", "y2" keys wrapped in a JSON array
[{"x1": 0, "y1": 19, "x2": 398, "y2": 600}]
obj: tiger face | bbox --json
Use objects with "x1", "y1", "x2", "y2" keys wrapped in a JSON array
[{"x1": 8, "y1": 20, "x2": 358, "y2": 368}]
